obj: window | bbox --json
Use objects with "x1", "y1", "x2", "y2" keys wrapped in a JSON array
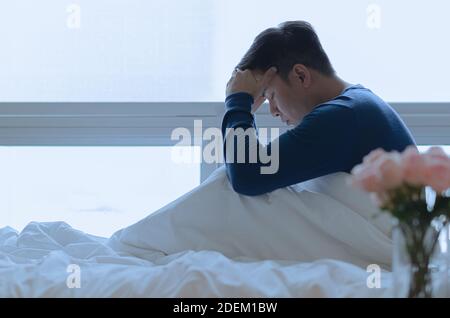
[
  {"x1": 0, "y1": 0, "x2": 449, "y2": 102},
  {"x1": 0, "y1": 1, "x2": 449, "y2": 236},
  {"x1": 0, "y1": 146, "x2": 200, "y2": 237},
  {"x1": 418, "y1": 145, "x2": 450, "y2": 155}
]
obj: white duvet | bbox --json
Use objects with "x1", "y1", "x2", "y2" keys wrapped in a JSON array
[{"x1": 0, "y1": 166, "x2": 396, "y2": 297}]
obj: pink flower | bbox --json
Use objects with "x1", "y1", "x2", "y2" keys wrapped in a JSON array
[
  {"x1": 351, "y1": 149, "x2": 403, "y2": 192},
  {"x1": 351, "y1": 146, "x2": 450, "y2": 209},
  {"x1": 351, "y1": 146, "x2": 450, "y2": 195},
  {"x1": 350, "y1": 163, "x2": 384, "y2": 192},
  {"x1": 401, "y1": 145, "x2": 426, "y2": 186},
  {"x1": 422, "y1": 147, "x2": 450, "y2": 193},
  {"x1": 363, "y1": 147, "x2": 385, "y2": 165},
  {"x1": 351, "y1": 148, "x2": 383, "y2": 188},
  {"x1": 351, "y1": 149, "x2": 402, "y2": 193},
  {"x1": 376, "y1": 151, "x2": 404, "y2": 190}
]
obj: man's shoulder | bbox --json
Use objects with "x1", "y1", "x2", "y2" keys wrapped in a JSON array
[
  {"x1": 306, "y1": 102, "x2": 356, "y2": 122},
  {"x1": 291, "y1": 103, "x2": 357, "y2": 136},
  {"x1": 293, "y1": 84, "x2": 388, "y2": 130},
  {"x1": 309, "y1": 84, "x2": 371, "y2": 112},
  {"x1": 315, "y1": 84, "x2": 393, "y2": 119}
]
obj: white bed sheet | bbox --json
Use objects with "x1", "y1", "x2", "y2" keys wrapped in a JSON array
[
  {"x1": 0, "y1": 221, "x2": 392, "y2": 297},
  {"x1": 1, "y1": 166, "x2": 397, "y2": 297}
]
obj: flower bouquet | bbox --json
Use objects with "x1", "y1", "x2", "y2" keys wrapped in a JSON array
[{"x1": 350, "y1": 145, "x2": 450, "y2": 297}]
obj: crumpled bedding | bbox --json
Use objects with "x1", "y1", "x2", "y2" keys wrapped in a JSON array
[{"x1": 0, "y1": 166, "x2": 397, "y2": 297}]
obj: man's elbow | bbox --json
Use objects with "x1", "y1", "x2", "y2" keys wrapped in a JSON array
[{"x1": 230, "y1": 177, "x2": 266, "y2": 196}]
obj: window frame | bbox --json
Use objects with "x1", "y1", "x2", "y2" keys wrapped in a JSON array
[{"x1": 1, "y1": 102, "x2": 449, "y2": 181}]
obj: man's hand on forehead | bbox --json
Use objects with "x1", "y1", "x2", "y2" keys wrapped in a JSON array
[{"x1": 226, "y1": 67, "x2": 277, "y2": 113}]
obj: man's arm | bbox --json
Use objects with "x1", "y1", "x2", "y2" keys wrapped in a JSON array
[{"x1": 222, "y1": 92, "x2": 360, "y2": 196}]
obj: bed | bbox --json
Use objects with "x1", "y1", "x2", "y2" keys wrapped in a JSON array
[{"x1": 1, "y1": 166, "x2": 397, "y2": 297}]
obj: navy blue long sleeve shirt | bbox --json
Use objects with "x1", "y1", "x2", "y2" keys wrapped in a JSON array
[{"x1": 221, "y1": 84, "x2": 416, "y2": 196}]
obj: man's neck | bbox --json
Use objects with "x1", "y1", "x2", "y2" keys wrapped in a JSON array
[{"x1": 310, "y1": 75, "x2": 352, "y2": 110}]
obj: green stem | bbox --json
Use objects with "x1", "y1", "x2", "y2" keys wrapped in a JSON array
[{"x1": 402, "y1": 225, "x2": 441, "y2": 298}]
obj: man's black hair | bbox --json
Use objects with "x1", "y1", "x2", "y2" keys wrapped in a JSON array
[{"x1": 236, "y1": 21, "x2": 335, "y2": 82}]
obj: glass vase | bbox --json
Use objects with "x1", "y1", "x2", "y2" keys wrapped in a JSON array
[{"x1": 392, "y1": 221, "x2": 449, "y2": 298}]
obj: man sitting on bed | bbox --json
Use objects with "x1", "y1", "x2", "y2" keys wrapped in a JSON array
[{"x1": 223, "y1": 20, "x2": 416, "y2": 196}]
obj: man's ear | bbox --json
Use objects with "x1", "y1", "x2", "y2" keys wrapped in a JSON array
[{"x1": 292, "y1": 64, "x2": 311, "y2": 88}]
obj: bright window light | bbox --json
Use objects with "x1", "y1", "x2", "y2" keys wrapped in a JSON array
[
  {"x1": 418, "y1": 145, "x2": 450, "y2": 155},
  {"x1": 0, "y1": 1, "x2": 449, "y2": 102},
  {"x1": 0, "y1": 146, "x2": 201, "y2": 237}
]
